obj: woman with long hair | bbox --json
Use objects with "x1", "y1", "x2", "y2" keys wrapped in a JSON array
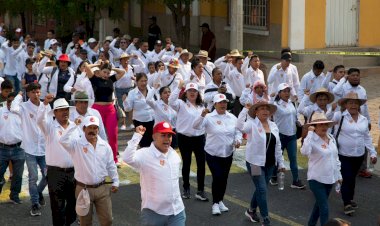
[{"x1": 169, "y1": 80, "x2": 208, "y2": 201}]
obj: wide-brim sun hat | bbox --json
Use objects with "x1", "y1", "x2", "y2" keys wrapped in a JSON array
[
  {"x1": 167, "y1": 58, "x2": 180, "y2": 69},
  {"x1": 338, "y1": 91, "x2": 366, "y2": 106},
  {"x1": 119, "y1": 53, "x2": 131, "y2": 60},
  {"x1": 306, "y1": 112, "x2": 335, "y2": 128},
  {"x1": 309, "y1": 88, "x2": 334, "y2": 104},
  {"x1": 229, "y1": 49, "x2": 244, "y2": 58},
  {"x1": 179, "y1": 49, "x2": 193, "y2": 60},
  {"x1": 72, "y1": 91, "x2": 90, "y2": 102},
  {"x1": 48, "y1": 98, "x2": 74, "y2": 117},
  {"x1": 248, "y1": 101, "x2": 277, "y2": 118},
  {"x1": 195, "y1": 50, "x2": 211, "y2": 60}
]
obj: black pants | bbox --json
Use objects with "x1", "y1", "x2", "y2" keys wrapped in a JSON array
[
  {"x1": 232, "y1": 96, "x2": 243, "y2": 117},
  {"x1": 177, "y1": 133, "x2": 206, "y2": 191},
  {"x1": 133, "y1": 120, "x2": 154, "y2": 148},
  {"x1": 46, "y1": 166, "x2": 76, "y2": 226},
  {"x1": 339, "y1": 154, "x2": 365, "y2": 206},
  {"x1": 171, "y1": 129, "x2": 178, "y2": 149},
  {"x1": 205, "y1": 152, "x2": 233, "y2": 204}
]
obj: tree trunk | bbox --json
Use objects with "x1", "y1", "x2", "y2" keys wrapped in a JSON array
[
  {"x1": 20, "y1": 12, "x2": 26, "y2": 34},
  {"x1": 167, "y1": 3, "x2": 184, "y2": 47},
  {"x1": 183, "y1": 3, "x2": 191, "y2": 49}
]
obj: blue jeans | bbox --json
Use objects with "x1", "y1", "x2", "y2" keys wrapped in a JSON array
[
  {"x1": 308, "y1": 180, "x2": 333, "y2": 226},
  {"x1": 115, "y1": 87, "x2": 134, "y2": 111},
  {"x1": 25, "y1": 153, "x2": 47, "y2": 205},
  {"x1": 141, "y1": 208, "x2": 186, "y2": 226},
  {"x1": 246, "y1": 162, "x2": 275, "y2": 219},
  {"x1": 279, "y1": 134, "x2": 299, "y2": 182},
  {"x1": 0, "y1": 146, "x2": 25, "y2": 199},
  {"x1": 5, "y1": 75, "x2": 20, "y2": 93}
]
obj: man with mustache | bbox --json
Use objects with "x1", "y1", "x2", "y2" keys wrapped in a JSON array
[
  {"x1": 122, "y1": 122, "x2": 186, "y2": 226},
  {"x1": 37, "y1": 95, "x2": 78, "y2": 226},
  {"x1": 59, "y1": 115, "x2": 119, "y2": 225}
]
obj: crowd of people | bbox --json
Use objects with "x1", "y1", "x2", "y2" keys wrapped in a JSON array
[{"x1": 0, "y1": 21, "x2": 377, "y2": 226}]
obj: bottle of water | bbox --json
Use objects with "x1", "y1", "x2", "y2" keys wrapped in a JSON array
[
  {"x1": 278, "y1": 172, "x2": 285, "y2": 190},
  {"x1": 335, "y1": 183, "x2": 341, "y2": 194},
  {"x1": 368, "y1": 161, "x2": 375, "y2": 172}
]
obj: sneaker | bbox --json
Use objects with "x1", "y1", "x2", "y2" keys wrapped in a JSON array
[
  {"x1": 269, "y1": 178, "x2": 278, "y2": 186},
  {"x1": 350, "y1": 201, "x2": 358, "y2": 209},
  {"x1": 182, "y1": 189, "x2": 190, "y2": 199},
  {"x1": 212, "y1": 203, "x2": 221, "y2": 215},
  {"x1": 245, "y1": 209, "x2": 260, "y2": 223},
  {"x1": 9, "y1": 196, "x2": 23, "y2": 204},
  {"x1": 30, "y1": 204, "x2": 41, "y2": 216},
  {"x1": 120, "y1": 125, "x2": 127, "y2": 130},
  {"x1": 195, "y1": 191, "x2": 209, "y2": 201},
  {"x1": 126, "y1": 124, "x2": 135, "y2": 131},
  {"x1": 344, "y1": 205, "x2": 355, "y2": 215},
  {"x1": 358, "y1": 170, "x2": 372, "y2": 178},
  {"x1": 218, "y1": 201, "x2": 229, "y2": 212},
  {"x1": 262, "y1": 217, "x2": 271, "y2": 226},
  {"x1": 291, "y1": 180, "x2": 306, "y2": 189},
  {"x1": 39, "y1": 192, "x2": 46, "y2": 206}
]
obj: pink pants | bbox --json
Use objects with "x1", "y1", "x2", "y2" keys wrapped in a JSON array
[{"x1": 92, "y1": 103, "x2": 118, "y2": 163}]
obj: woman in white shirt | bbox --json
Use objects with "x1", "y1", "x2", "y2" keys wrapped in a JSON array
[
  {"x1": 237, "y1": 101, "x2": 285, "y2": 226},
  {"x1": 193, "y1": 94, "x2": 242, "y2": 215},
  {"x1": 271, "y1": 83, "x2": 305, "y2": 189},
  {"x1": 184, "y1": 58, "x2": 210, "y2": 96},
  {"x1": 332, "y1": 92, "x2": 377, "y2": 216},
  {"x1": 124, "y1": 73, "x2": 154, "y2": 147},
  {"x1": 301, "y1": 112, "x2": 342, "y2": 226},
  {"x1": 169, "y1": 81, "x2": 208, "y2": 202},
  {"x1": 146, "y1": 85, "x2": 177, "y2": 148}
]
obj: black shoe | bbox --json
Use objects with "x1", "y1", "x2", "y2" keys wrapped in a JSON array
[
  {"x1": 262, "y1": 217, "x2": 271, "y2": 226},
  {"x1": 0, "y1": 179, "x2": 4, "y2": 194},
  {"x1": 269, "y1": 178, "x2": 278, "y2": 186},
  {"x1": 350, "y1": 201, "x2": 358, "y2": 209},
  {"x1": 291, "y1": 180, "x2": 306, "y2": 189},
  {"x1": 39, "y1": 192, "x2": 46, "y2": 206},
  {"x1": 195, "y1": 191, "x2": 209, "y2": 201},
  {"x1": 344, "y1": 205, "x2": 355, "y2": 216},
  {"x1": 30, "y1": 204, "x2": 41, "y2": 216},
  {"x1": 182, "y1": 189, "x2": 190, "y2": 199},
  {"x1": 9, "y1": 196, "x2": 23, "y2": 204},
  {"x1": 245, "y1": 209, "x2": 260, "y2": 223}
]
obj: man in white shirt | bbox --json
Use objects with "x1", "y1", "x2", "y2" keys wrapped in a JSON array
[
  {"x1": 298, "y1": 60, "x2": 326, "y2": 107},
  {"x1": 37, "y1": 96, "x2": 77, "y2": 226},
  {"x1": 242, "y1": 53, "x2": 265, "y2": 87},
  {"x1": 65, "y1": 32, "x2": 80, "y2": 54},
  {"x1": 60, "y1": 115, "x2": 119, "y2": 226},
  {"x1": 195, "y1": 50, "x2": 215, "y2": 82},
  {"x1": 85, "y1": 38, "x2": 99, "y2": 63},
  {"x1": 11, "y1": 83, "x2": 48, "y2": 216},
  {"x1": 177, "y1": 49, "x2": 193, "y2": 80},
  {"x1": 148, "y1": 40, "x2": 165, "y2": 62},
  {"x1": 132, "y1": 41, "x2": 152, "y2": 73},
  {"x1": 44, "y1": 30, "x2": 55, "y2": 51},
  {"x1": 0, "y1": 92, "x2": 25, "y2": 205},
  {"x1": 122, "y1": 122, "x2": 186, "y2": 226},
  {"x1": 70, "y1": 91, "x2": 107, "y2": 140},
  {"x1": 156, "y1": 58, "x2": 183, "y2": 92}
]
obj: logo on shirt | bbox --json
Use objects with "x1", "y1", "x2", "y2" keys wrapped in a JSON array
[
  {"x1": 164, "y1": 106, "x2": 168, "y2": 111},
  {"x1": 160, "y1": 159, "x2": 165, "y2": 166},
  {"x1": 258, "y1": 128, "x2": 263, "y2": 133},
  {"x1": 3, "y1": 115, "x2": 8, "y2": 120},
  {"x1": 216, "y1": 120, "x2": 222, "y2": 125},
  {"x1": 29, "y1": 114, "x2": 34, "y2": 118},
  {"x1": 310, "y1": 79, "x2": 314, "y2": 84},
  {"x1": 83, "y1": 147, "x2": 88, "y2": 153},
  {"x1": 58, "y1": 131, "x2": 62, "y2": 136},
  {"x1": 321, "y1": 144, "x2": 327, "y2": 149},
  {"x1": 349, "y1": 120, "x2": 354, "y2": 123}
]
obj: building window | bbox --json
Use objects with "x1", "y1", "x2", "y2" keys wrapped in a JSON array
[{"x1": 243, "y1": 0, "x2": 269, "y2": 30}]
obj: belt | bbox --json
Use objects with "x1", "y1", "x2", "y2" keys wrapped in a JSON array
[
  {"x1": 0, "y1": 142, "x2": 22, "y2": 148},
  {"x1": 76, "y1": 180, "x2": 106, "y2": 188},
  {"x1": 47, "y1": 165, "x2": 75, "y2": 173}
]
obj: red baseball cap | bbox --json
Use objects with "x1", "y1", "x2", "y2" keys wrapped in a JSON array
[{"x1": 153, "y1": 121, "x2": 176, "y2": 135}]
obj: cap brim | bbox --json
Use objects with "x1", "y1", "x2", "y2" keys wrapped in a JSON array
[
  {"x1": 214, "y1": 99, "x2": 229, "y2": 103},
  {"x1": 154, "y1": 129, "x2": 176, "y2": 135}
]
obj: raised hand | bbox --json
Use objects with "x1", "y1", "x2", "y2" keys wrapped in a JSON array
[
  {"x1": 201, "y1": 109, "x2": 210, "y2": 117},
  {"x1": 44, "y1": 94, "x2": 55, "y2": 105},
  {"x1": 136, "y1": 125, "x2": 146, "y2": 135}
]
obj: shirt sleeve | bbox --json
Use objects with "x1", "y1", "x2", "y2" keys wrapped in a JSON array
[
  {"x1": 106, "y1": 145, "x2": 119, "y2": 187},
  {"x1": 121, "y1": 133, "x2": 143, "y2": 169},
  {"x1": 301, "y1": 131, "x2": 314, "y2": 157},
  {"x1": 236, "y1": 108, "x2": 252, "y2": 134},
  {"x1": 10, "y1": 94, "x2": 23, "y2": 115},
  {"x1": 109, "y1": 75, "x2": 117, "y2": 83},
  {"x1": 59, "y1": 125, "x2": 78, "y2": 153},
  {"x1": 168, "y1": 87, "x2": 182, "y2": 112},
  {"x1": 36, "y1": 103, "x2": 50, "y2": 136},
  {"x1": 193, "y1": 114, "x2": 206, "y2": 130}
]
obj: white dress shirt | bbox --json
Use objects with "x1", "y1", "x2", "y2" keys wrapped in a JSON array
[
  {"x1": 297, "y1": 70, "x2": 326, "y2": 104},
  {"x1": 224, "y1": 64, "x2": 245, "y2": 97},
  {"x1": 202, "y1": 61, "x2": 216, "y2": 81},
  {"x1": 1, "y1": 42, "x2": 25, "y2": 78},
  {"x1": 237, "y1": 108, "x2": 285, "y2": 168},
  {"x1": 332, "y1": 77, "x2": 370, "y2": 122},
  {"x1": 242, "y1": 57, "x2": 265, "y2": 86},
  {"x1": 272, "y1": 99, "x2": 297, "y2": 136},
  {"x1": 298, "y1": 100, "x2": 334, "y2": 121},
  {"x1": 301, "y1": 131, "x2": 342, "y2": 184},
  {"x1": 193, "y1": 110, "x2": 242, "y2": 157},
  {"x1": 267, "y1": 63, "x2": 300, "y2": 97},
  {"x1": 115, "y1": 66, "x2": 135, "y2": 89},
  {"x1": 214, "y1": 56, "x2": 228, "y2": 72},
  {"x1": 169, "y1": 87, "x2": 205, "y2": 136},
  {"x1": 69, "y1": 108, "x2": 107, "y2": 140},
  {"x1": 132, "y1": 49, "x2": 152, "y2": 73},
  {"x1": 122, "y1": 133, "x2": 185, "y2": 216},
  {"x1": 177, "y1": 60, "x2": 191, "y2": 81},
  {"x1": 10, "y1": 95, "x2": 46, "y2": 156},
  {"x1": 60, "y1": 126, "x2": 119, "y2": 187},
  {"x1": 123, "y1": 87, "x2": 154, "y2": 122},
  {"x1": 184, "y1": 71, "x2": 210, "y2": 96},
  {"x1": 332, "y1": 110, "x2": 376, "y2": 158},
  {"x1": 239, "y1": 88, "x2": 269, "y2": 105},
  {"x1": 156, "y1": 70, "x2": 183, "y2": 92},
  {"x1": 148, "y1": 49, "x2": 165, "y2": 62},
  {"x1": 146, "y1": 90, "x2": 177, "y2": 128},
  {"x1": 0, "y1": 106, "x2": 22, "y2": 145},
  {"x1": 37, "y1": 104, "x2": 75, "y2": 168}
]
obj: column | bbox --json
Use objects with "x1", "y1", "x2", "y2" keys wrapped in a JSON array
[
  {"x1": 288, "y1": 0, "x2": 305, "y2": 50},
  {"x1": 230, "y1": 0, "x2": 243, "y2": 51}
]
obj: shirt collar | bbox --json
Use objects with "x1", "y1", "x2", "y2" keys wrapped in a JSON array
[
  {"x1": 79, "y1": 134, "x2": 106, "y2": 147},
  {"x1": 150, "y1": 143, "x2": 172, "y2": 158}
]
